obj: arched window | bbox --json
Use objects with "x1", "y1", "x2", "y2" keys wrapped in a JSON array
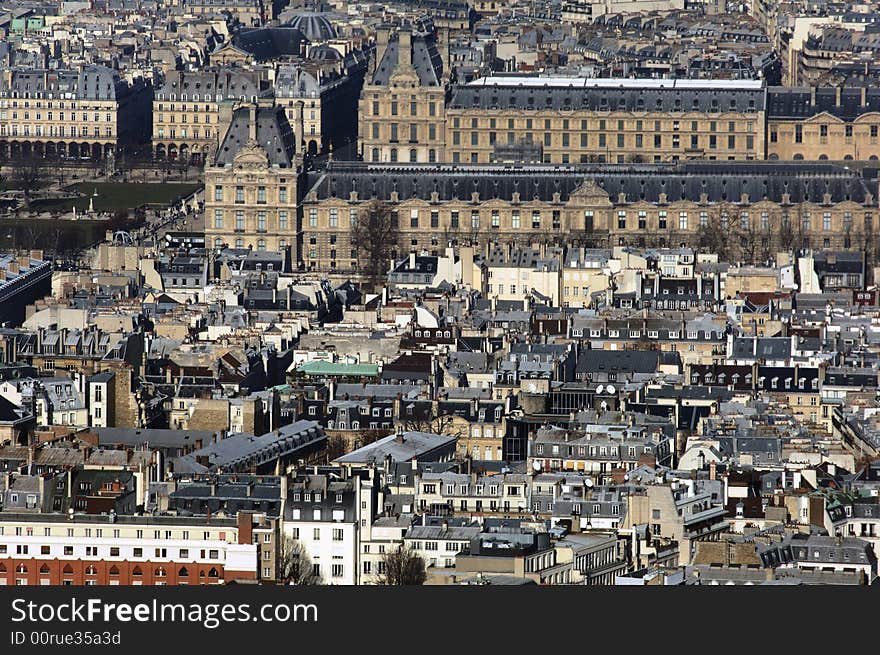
[
  {"x1": 85, "y1": 565, "x2": 97, "y2": 576},
  {"x1": 409, "y1": 148, "x2": 417, "y2": 162},
  {"x1": 793, "y1": 154, "x2": 804, "y2": 160},
  {"x1": 155, "y1": 567, "x2": 167, "y2": 578},
  {"x1": 179, "y1": 567, "x2": 189, "y2": 578},
  {"x1": 16, "y1": 564, "x2": 27, "y2": 574},
  {"x1": 39, "y1": 564, "x2": 50, "y2": 574},
  {"x1": 109, "y1": 566, "x2": 119, "y2": 576},
  {"x1": 214, "y1": 238, "x2": 223, "y2": 249},
  {"x1": 132, "y1": 566, "x2": 143, "y2": 576},
  {"x1": 371, "y1": 148, "x2": 379, "y2": 162},
  {"x1": 63, "y1": 564, "x2": 74, "y2": 574},
  {"x1": 235, "y1": 238, "x2": 244, "y2": 249},
  {"x1": 208, "y1": 567, "x2": 219, "y2": 578},
  {"x1": 390, "y1": 148, "x2": 398, "y2": 162}
]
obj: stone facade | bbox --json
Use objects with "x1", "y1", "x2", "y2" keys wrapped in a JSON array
[
  {"x1": 204, "y1": 104, "x2": 301, "y2": 256},
  {"x1": 299, "y1": 161, "x2": 879, "y2": 273}
]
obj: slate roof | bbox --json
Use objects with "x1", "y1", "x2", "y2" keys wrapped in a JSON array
[
  {"x1": 768, "y1": 86, "x2": 880, "y2": 120},
  {"x1": 231, "y1": 27, "x2": 308, "y2": 61},
  {"x1": 371, "y1": 32, "x2": 443, "y2": 86},
  {"x1": 334, "y1": 431, "x2": 457, "y2": 464},
  {"x1": 0, "y1": 65, "x2": 125, "y2": 100},
  {"x1": 453, "y1": 76, "x2": 765, "y2": 112},
  {"x1": 188, "y1": 420, "x2": 325, "y2": 470},
  {"x1": 285, "y1": 12, "x2": 337, "y2": 41},
  {"x1": 215, "y1": 105, "x2": 297, "y2": 168},
  {"x1": 576, "y1": 350, "x2": 661, "y2": 374},
  {"x1": 304, "y1": 161, "x2": 874, "y2": 205}
]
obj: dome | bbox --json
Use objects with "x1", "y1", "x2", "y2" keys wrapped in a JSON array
[
  {"x1": 287, "y1": 12, "x2": 336, "y2": 41},
  {"x1": 310, "y1": 43, "x2": 342, "y2": 61}
]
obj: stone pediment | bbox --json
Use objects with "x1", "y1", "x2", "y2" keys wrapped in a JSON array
[
  {"x1": 389, "y1": 66, "x2": 419, "y2": 87},
  {"x1": 232, "y1": 139, "x2": 269, "y2": 170},
  {"x1": 570, "y1": 178, "x2": 612, "y2": 203}
]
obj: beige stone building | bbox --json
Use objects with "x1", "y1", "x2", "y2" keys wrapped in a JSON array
[
  {"x1": 445, "y1": 77, "x2": 765, "y2": 164},
  {"x1": 358, "y1": 27, "x2": 450, "y2": 164},
  {"x1": 0, "y1": 65, "x2": 150, "y2": 160},
  {"x1": 767, "y1": 87, "x2": 880, "y2": 162},
  {"x1": 299, "y1": 161, "x2": 879, "y2": 274},
  {"x1": 152, "y1": 68, "x2": 267, "y2": 165},
  {"x1": 204, "y1": 103, "x2": 302, "y2": 255}
]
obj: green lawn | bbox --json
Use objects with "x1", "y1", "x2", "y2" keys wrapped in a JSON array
[{"x1": 29, "y1": 182, "x2": 202, "y2": 213}]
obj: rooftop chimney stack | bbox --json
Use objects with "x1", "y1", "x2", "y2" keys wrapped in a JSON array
[
  {"x1": 398, "y1": 30, "x2": 412, "y2": 69},
  {"x1": 248, "y1": 104, "x2": 258, "y2": 143}
]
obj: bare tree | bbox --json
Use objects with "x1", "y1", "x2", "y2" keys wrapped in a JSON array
[
  {"x1": 402, "y1": 407, "x2": 463, "y2": 439},
  {"x1": 695, "y1": 211, "x2": 734, "y2": 261},
  {"x1": 350, "y1": 199, "x2": 399, "y2": 293},
  {"x1": 12, "y1": 156, "x2": 49, "y2": 207},
  {"x1": 377, "y1": 546, "x2": 427, "y2": 586},
  {"x1": 276, "y1": 535, "x2": 322, "y2": 585},
  {"x1": 325, "y1": 435, "x2": 348, "y2": 462}
]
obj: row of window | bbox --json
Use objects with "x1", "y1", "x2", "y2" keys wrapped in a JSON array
[
  {"x1": 0, "y1": 544, "x2": 221, "y2": 559},
  {"x1": 450, "y1": 131, "x2": 754, "y2": 151},
  {"x1": 450, "y1": 118, "x2": 756, "y2": 132},
  {"x1": 0, "y1": 526, "x2": 223, "y2": 540},
  {"x1": 214, "y1": 185, "x2": 290, "y2": 204},
  {"x1": 211, "y1": 237, "x2": 280, "y2": 251},
  {"x1": 212, "y1": 209, "x2": 290, "y2": 231},
  {"x1": 0, "y1": 125, "x2": 111, "y2": 137},
  {"x1": 534, "y1": 444, "x2": 652, "y2": 457},
  {"x1": 287, "y1": 527, "x2": 345, "y2": 541},
  {"x1": 371, "y1": 99, "x2": 438, "y2": 117}
]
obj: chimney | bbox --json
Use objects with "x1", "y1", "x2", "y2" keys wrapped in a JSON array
[
  {"x1": 248, "y1": 104, "x2": 258, "y2": 143},
  {"x1": 18, "y1": 255, "x2": 29, "y2": 270},
  {"x1": 709, "y1": 460, "x2": 717, "y2": 481},
  {"x1": 374, "y1": 27, "x2": 391, "y2": 74},
  {"x1": 438, "y1": 27, "x2": 451, "y2": 78},
  {"x1": 398, "y1": 30, "x2": 412, "y2": 69},
  {"x1": 293, "y1": 101, "x2": 304, "y2": 154},
  {"x1": 29, "y1": 250, "x2": 43, "y2": 262}
]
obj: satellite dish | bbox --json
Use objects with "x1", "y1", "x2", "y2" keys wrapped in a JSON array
[
  {"x1": 527, "y1": 383, "x2": 537, "y2": 393},
  {"x1": 596, "y1": 384, "x2": 605, "y2": 394},
  {"x1": 585, "y1": 477, "x2": 594, "y2": 487},
  {"x1": 532, "y1": 460, "x2": 542, "y2": 472},
  {"x1": 605, "y1": 384, "x2": 616, "y2": 394}
]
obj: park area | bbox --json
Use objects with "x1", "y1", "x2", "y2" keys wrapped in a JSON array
[{"x1": 28, "y1": 182, "x2": 202, "y2": 213}]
